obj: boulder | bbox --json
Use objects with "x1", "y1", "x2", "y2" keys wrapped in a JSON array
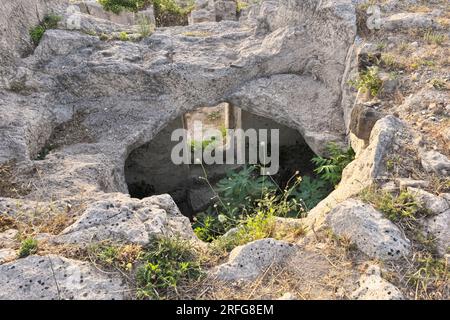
[
  {"x1": 382, "y1": 12, "x2": 438, "y2": 31},
  {"x1": 54, "y1": 194, "x2": 199, "y2": 246},
  {"x1": 407, "y1": 187, "x2": 449, "y2": 215},
  {"x1": 326, "y1": 199, "x2": 411, "y2": 260},
  {"x1": 0, "y1": 255, "x2": 127, "y2": 300},
  {"x1": 211, "y1": 238, "x2": 296, "y2": 281},
  {"x1": 420, "y1": 150, "x2": 450, "y2": 176},
  {"x1": 351, "y1": 265, "x2": 404, "y2": 300}
]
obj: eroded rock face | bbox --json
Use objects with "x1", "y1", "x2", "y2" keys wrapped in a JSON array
[
  {"x1": 326, "y1": 199, "x2": 411, "y2": 260},
  {"x1": 54, "y1": 194, "x2": 199, "y2": 246},
  {"x1": 0, "y1": 255, "x2": 128, "y2": 300},
  {"x1": 0, "y1": 0, "x2": 356, "y2": 203},
  {"x1": 211, "y1": 238, "x2": 296, "y2": 281}
]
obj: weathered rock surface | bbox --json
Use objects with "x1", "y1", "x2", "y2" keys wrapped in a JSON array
[
  {"x1": 351, "y1": 265, "x2": 404, "y2": 300},
  {"x1": 420, "y1": 150, "x2": 450, "y2": 176},
  {"x1": 382, "y1": 12, "x2": 439, "y2": 31},
  {"x1": 407, "y1": 187, "x2": 449, "y2": 215},
  {"x1": 304, "y1": 116, "x2": 404, "y2": 229},
  {"x1": 0, "y1": 255, "x2": 127, "y2": 300},
  {"x1": 0, "y1": 229, "x2": 19, "y2": 248},
  {"x1": 0, "y1": 248, "x2": 16, "y2": 264},
  {"x1": 211, "y1": 238, "x2": 296, "y2": 281},
  {"x1": 1, "y1": 0, "x2": 357, "y2": 204},
  {"x1": 54, "y1": 194, "x2": 198, "y2": 245},
  {"x1": 349, "y1": 104, "x2": 383, "y2": 144},
  {"x1": 326, "y1": 199, "x2": 411, "y2": 260},
  {"x1": 407, "y1": 188, "x2": 450, "y2": 256}
]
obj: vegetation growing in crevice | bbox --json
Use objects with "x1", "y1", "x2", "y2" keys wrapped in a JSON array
[
  {"x1": 98, "y1": 0, "x2": 194, "y2": 27},
  {"x1": 349, "y1": 66, "x2": 383, "y2": 97},
  {"x1": 29, "y1": 14, "x2": 61, "y2": 45},
  {"x1": 18, "y1": 238, "x2": 38, "y2": 258},
  {"x1": 193, "y1": 143, "x2": 354, "y2": 248},
  {"x1": 312, "y1": 143, "x2": 355, "y2": 187},
  {"x1": 88, "y1": 238, "x2": 203, "y2": 300}
]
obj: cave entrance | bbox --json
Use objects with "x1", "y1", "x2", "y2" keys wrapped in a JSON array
[{"x1": 124, "y1": 103, "x2": 317, "y2": 218}]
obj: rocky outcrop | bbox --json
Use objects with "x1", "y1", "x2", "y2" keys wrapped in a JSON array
[
  {"x1": 54, "y1": 194, "x2": 199, "y2": 246},
  {"x1": 211, "y1": 238, "x2": 296, "y2": 281},
  {"x1": 303, "y1": 116, "x2": 404, "y2": 229},
  {"x1": 0, "y1": 0, "x2": 356, "y2": 204},
  {"x1": 326, "y1": 199, "x2": 411, "y2": 261},
  {"x1": 0, "y1": 255, "x2": 128, "y2": 300}
]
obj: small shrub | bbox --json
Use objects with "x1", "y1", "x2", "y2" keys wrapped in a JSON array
[
  {"x1": 423, "y1": 30, "x2": 447, "y2": 46},
  {"x1": 236, "y1": 1, "x2": 249, "y2": 14},
  {"x1": 29, "y1": 25, "x2": 46, "y2": 45},
  {"x1": 429, "y1": 78, "x2": 447, "y2": 90},
  {"x1": 290, "y1": 176, "x2": 330, "y2": 209},
  {"x1": 98, "y1": 0, "x2": 148, "y2": 14},
  {"x1": 136, "y1": 237, "x2": 202, "y2": 299},
  {"x1": 42, "y1": 14, "x2": 61, "y2": 29},
  {"x1": 29, "y1": 14, "x2": 61, "y2": 45},
  {"x1": 19, "y1": 238, "x2": 38, "y2": 258},
  {"x1": 89, "y1": 243, "x2": 143, "y2": 271},
  {"x1": 119, "y1": 31, "x2": 130, "y2": 41},
  {"x1": 349, "y1": 66, "x2": 383, "y2": 97},
  {"x1": 360, "y1": 188, "x2": 429, "y2": 225},
  {"x1": 406, "y1": 252, "x2": 449, "y2": 299},
  {"x1": 312, "y1": 143, "x2": 355, "y2": 187},
  {"x1": 137, "y1": 14, "x2": 155, "y2": 38}
]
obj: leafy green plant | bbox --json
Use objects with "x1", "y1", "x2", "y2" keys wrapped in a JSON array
[
  {"x1": 30, "y1": 26, "x2": 46, "y2": 45},
  {"x1": 193, "y1": 167, "x2": 309, "y2": 245},
  {"x1": 349, "y1": 66, "x2": 383, "y2": 97},
  {"x1": 136, "y1": 237, "x2": 202, "y2": 299},
  {"x1": 137, "y1": 14, "x2": 155, "y2": 38},
  {"x1": 29, "y1": 14, "x2": 61, "y2": 45},
  {"x1": 118, "y1": 31, "x2": 130, "y2": 41},
  {"x1": 215, "y1": 166, "x2": 276, "y2": 212},
  {"x1": 290, "y1": 176, "x2": 330, "y2": 209},
  {"x1": 361, "y1": 188, "x2": 427, "y2": 223},
  {"x1": 89, "y1": 243, "x2": 143, "y2": 271},
  {"x1": 312, "y1": 143, "x2": 355, "y2": 187},
  {"x1": 98, "y1": 0, "x2": 148, "y2": 14},
  {"x1": 19, "y1": 238, "x2": 38, "y2": 258},
  {"x1": 99, "y1": 0, "x2": 194, "y2": 26}
]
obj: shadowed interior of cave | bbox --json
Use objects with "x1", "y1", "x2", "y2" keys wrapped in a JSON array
[{"x1": 124, "y1": 104, "x2": 317, "y2": 218}]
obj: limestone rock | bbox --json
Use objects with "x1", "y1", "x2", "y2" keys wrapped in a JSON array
[
  {"x1": 0, "y1": 229, "x2": 19, "y2": 248},
  {"x1": 0, "y1": 249, "x2": 16, "y2": 264},
  {"x1": 326, "y1": 199, "x2": 411, "y2": 260},
  {"x1": 211, "y1": 238, "x2": 296, "y2": 281},
  {"x1": 349, "y1": 104, "x2": 383, "y2": 144},
  {"x1": 396, "y1": 178, "x2": 429, "y2": 190},
  {"x1": 0, "y1": 255, "x2": 127, "y2": 300},
  {"x1": 54, "y1": 194, "x2": 198, "y2": 246},
  {"x1": 351, "y1": 265, "x2": 404, "y2": 300},
  {"x1": 424, "y1": 209, "x2": 450, "y2": 256},
  {"x1": 420, "y1": 150, "x2": 450, "y2": 176},
  {"x1": 407, "y1": 187, "x2": 449, "y2": 215},
  {"x1": 304, "y1": 116, "x2": 405, "y2": 229},
  {"x1": 382, "y1": 12, "x2": 438, "y2": 31}
]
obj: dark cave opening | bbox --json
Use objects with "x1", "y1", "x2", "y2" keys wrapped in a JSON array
[{"x1": 124, "y1": 104, "x2": 320, "y2": 219}]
